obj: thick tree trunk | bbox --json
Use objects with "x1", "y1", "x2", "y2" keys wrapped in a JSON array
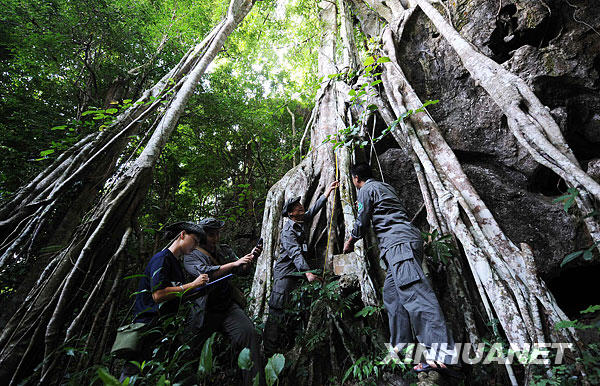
[
  {"x1": 0, "y1": 1, "x2": 254, "y2": 383},
  {"x1": 251, "y1": 0, "x2": 588, "y2": 384},
  {"x1": 250, "y1": 0, "x2": 380, "y2": 319},
  {"x1": 250, "y1": 1, "x2": 386, "y2": 382}
]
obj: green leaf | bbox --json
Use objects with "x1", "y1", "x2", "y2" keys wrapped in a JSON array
[
  {"x1": 363, "y1": 56, "x2": 375, "y2": 66},
  {"x1": 349, "y1": 89, "x2": 356, "y2": 96},
  {"x1": 554, "y1": 320, "x2": 578, "y2": 330},
  {"x1": 238, "y1": 347, "x2": 253, "y2": 370},
  {"x1": 123, "y1": 274, "x2": 147, "y2": 280},
  {"x1": 39, "y1": 244, "x2": 63, "y2": 253},
  {"x1": 105, "y1": 108, "x2": 118, "y2": 114},
  {"x1": 563, "y1": 198, "x2": 575, "y2": 213},
  {"x1": 157, "y1": 374, "x2": 167, "y2": 386},
  {"x1": 423, "y1": 99, "x2": 440, "y2": 107},
  {"x1": 81, "y1": 109, "x2": 103, "y2": 116},
  {"x1": 377, "y1": 56, "x2": 391, "y2": 63},
  {"x1": 370, "y1": 79, "x2": 382, "y2": 86},
  {"x1": 40, "y1": 149, "x2": 55, "y2": 157},
  {"x1": 197, "y1": 332, "x2": 216, "y2": 376},
  {"x1": 96, "y1": 368, "x2": 121, "y2": 386},
  {"x1": 580, "y1": 305, "x2": 600, "y2": 314},
  {"x1": 561, "y1": 250, "x2": 583, "y2": 267},
  {"x1": 265, "y1": 353, "x2": 285, "y2": 386},
  {"x1": 552, "y1": 188, "x2": 579, "y2": 213},
  {"x1": 51, "y1": 125, "x2": 67, "y2": 130}
]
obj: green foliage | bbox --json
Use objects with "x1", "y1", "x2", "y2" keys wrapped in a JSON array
[
  {"x1": 342, "y1": 356, "x2": 380, "y2": 385},
  {"x1": 281, "y1": 273, "x2": 392, "y2": 382},
  {"x1": 553, "y1": 187, "x2": 579, "y2": 213},
  {"x1": 237, "y1": 347, "x2": 253, "y2": 370},
  {"x1": 581, "y1": 305, "x2": 600, "y2": 314},
  {"x1": 354, "y1": 305, "x2": 384, "y2": 318},
  {"x1": 0, "y1": 0, "x2": 215, "y2": 198},
  {"x1": 236, "y1": 348, "x2": 284, "y2": 386},
  {"x1": 531, "y1": 305, "x2": 600, "y2": 385},
  {"x1": 322, "y1": 34, "x2": 440, "y2": 152},
  {"x1": 561, "y1": 241, "x2": 598, "y2": 267},
  {"x1": 138, "y1": 65, "x2": 306, "y2": 247},
  {"x1": 97, "y1": 367, "x2": 121, "y2": 386},
  {"x1": 197, "y1": 332, "x2": 217, "y2": 377},
  {"x1": 422, "y1": 229, "x2": 455, "y2": 265},
  {"x1": 264, "y1": 353, "x2": 285, "y2": 386},
  {"x1": 322, "y1": 48, "x2": 390, "y2": 150}
]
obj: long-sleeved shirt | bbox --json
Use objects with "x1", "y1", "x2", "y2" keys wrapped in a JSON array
[
  {"x1": 183, "y1": 244, "x2": 247, "y2": 327},
  {"x1": 351, "y1": 179, "x2": 421, "y2": 253},
  {"x1": 273, "y1": 195, "x2": 327, "y2": 280}
]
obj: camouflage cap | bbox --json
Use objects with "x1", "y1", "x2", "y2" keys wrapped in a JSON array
[
  {"x1": 164, "y1": 221, "x2": 206, "y2": 242},
  {"x1": 282, "y1": 196, "x2": 302, "y2": 217},
  {"x1": 198, "y1": 217, "x2": 225, "y2": 230}
]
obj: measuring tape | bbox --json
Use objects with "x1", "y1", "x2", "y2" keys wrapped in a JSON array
[{"x1": 322, "y1": 149, "x2": 339, "y2": 279}]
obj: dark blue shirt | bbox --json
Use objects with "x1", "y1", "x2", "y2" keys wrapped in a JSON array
[{"x1": 133, "y1": 249, "x2": 185, "y2": 323}]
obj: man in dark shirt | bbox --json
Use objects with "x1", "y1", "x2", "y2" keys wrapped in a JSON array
[
  {"x1": 343, "y1": 163, "x2": 458, "y2": 375},
  {"x1": 122, "y1": 222, "x2": 209, "y2": 381},
  {"x1": 263, "y1": 180, "x2": 339, "y2": 357},
  {"x1": 183, "y1": 218, "x2": 264, "y2": 385}
]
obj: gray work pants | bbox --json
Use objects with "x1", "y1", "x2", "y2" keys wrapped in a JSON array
[
  {"x1": 263, "y1": 276, "x2": 299, "y2": 358},
  {"x1": 383, "y1": 241, "x2": 456, "y2": 364},
  {"x1": 190, "y1": 303, "x2": 265, "y2": 386}
]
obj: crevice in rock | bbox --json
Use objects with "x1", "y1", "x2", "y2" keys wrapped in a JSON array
[
  {"x1": 527, "y1": 165, "x2": 568, "y2": 196},
  {"x1": 593, "y1": 54, "x2": 600, "y2": 89},
  {"x1": 372, "y1": 112, "x2": 401, "y2": 156},
  {"x1": 453, "y1": 149, "x2": 497, "y2": 163},
  {"x1": 532, "y1": 75, "x2": 596, "y2": 109},
  {"x1": 548, "y1": 262, "x2": 600, "y2": 319},
  {"x1": 487, "y1": 3, "x2": 562, "y2": 63},
  {"x1": 531, "y1": 75, "x2": 600, "y2": 162},
  {"x1": 565, "y1": 99, "x2": 600, "y2": 162}
]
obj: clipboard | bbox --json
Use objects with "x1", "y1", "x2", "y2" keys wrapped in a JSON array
[{"x1": 184, "y1": 273, "x2": 233, "y2": 299}]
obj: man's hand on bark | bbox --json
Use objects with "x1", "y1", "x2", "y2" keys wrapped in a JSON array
[
  {"x1": 325, "y1": 181, "x2": 340, "y2": 198},
  {"x1": 343, "y1": 238, "x2": 355, "y2": 253}
]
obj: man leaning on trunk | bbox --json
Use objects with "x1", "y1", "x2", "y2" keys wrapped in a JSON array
[{"x1": 343, "y1": 162, "x2": 460, "y2": 377}]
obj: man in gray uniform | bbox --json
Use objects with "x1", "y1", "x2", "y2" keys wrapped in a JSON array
[
  {"x1": 263, "y1": 181, "x2": 339, "y2": 357},
  {"x1": 183, "y1": 218, "x2": 264, "y2": 385},
  {"x1": 343, "y1": 163, "x2": 458, "y2": 375}
]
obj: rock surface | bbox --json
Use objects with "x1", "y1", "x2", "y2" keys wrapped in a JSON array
[{"x1": 378, "y1": 0, "x2": 600, "y2": 286}]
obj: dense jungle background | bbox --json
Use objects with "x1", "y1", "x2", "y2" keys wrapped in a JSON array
[{"x1": 0, "y1": 0, "x2": 599, "y2": 384}]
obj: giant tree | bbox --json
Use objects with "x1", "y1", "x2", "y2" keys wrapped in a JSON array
[{"x1": 250, "y1": 0, "x2": 597, "y2": 383}]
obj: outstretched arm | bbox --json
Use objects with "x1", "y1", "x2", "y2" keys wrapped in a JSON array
[{"x1": 304, "y1": 181, "x2": 339, "y2": 220}]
